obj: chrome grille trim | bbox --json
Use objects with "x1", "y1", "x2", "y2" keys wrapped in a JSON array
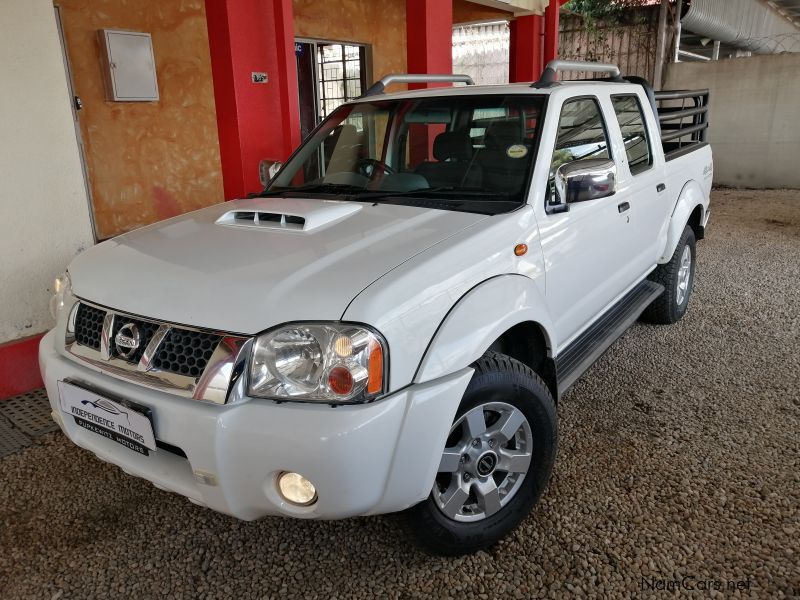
[
  {"x1": 65, "y1": 300, "x2": 251, "y2": 405},
  {"x1": 100, "y1": 312, "x2": 114, "y2": 360},
  {"x1": 138, "y1": 324, "x2": 170, "y2": 373}
]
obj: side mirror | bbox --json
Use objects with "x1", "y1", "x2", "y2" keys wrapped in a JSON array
[
  {"x1": 258, "y1": 159, "x2": 283, "y2": 187},
  {"x1": 548, "y1": 158, "x2": 616, "y2": 213}
]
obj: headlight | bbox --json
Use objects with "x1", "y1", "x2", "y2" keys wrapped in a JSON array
[
  {"x1": 248, "y1": 323, "x2": 387, "y2": 403},
  {"x1": 49, "y1": 271, "x2": 72, "y2": 319}
]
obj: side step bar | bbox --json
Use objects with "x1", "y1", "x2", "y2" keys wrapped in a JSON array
[{"x1": 555, "y1": 280, "x2": 664, "y2": 394}]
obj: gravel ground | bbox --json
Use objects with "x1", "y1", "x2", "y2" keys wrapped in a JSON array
[{"x1": 1, "y1": 189, "x2": 798, "y2": 599}]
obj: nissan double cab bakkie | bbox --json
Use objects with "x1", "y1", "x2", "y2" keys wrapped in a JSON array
[{"x1": 40, "y1": 60, "x2": 712, "y2": 555}]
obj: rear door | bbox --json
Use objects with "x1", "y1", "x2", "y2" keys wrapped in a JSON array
[
  {"x1": 538, "y1": 95, "x2": 640, "y2": 346},
  {"x1": 607, "y1": 93, "x2": 668, "y2": 274}
]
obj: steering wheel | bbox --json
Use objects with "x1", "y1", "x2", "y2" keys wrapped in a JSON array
[{"x1": 357, "y1": 158, "x2": 395, "y2": 178}]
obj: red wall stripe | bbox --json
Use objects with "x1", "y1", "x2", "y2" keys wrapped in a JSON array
[{"x1": 0, "y1": 333, "x2": 45, "y2": 400}]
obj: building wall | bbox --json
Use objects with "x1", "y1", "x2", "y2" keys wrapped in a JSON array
[
  {"x1": 0, "y1": 0, "x2": 95, "y2": 344},
  {"x1": 58, "y1": 0, "x2": 224, "y2": 239},
  {"x1": 453, "y1": 22, "x2": 510, "y2": 84},
  {"x1": 559, "y1": 7, "x2": 662, "y2": 83},
  {"x1": 293, "y1": 0, "x2": 408, "y2": 82},
  {"x1": 665, "y1": 54, "x2": 800, "y2": 189}
]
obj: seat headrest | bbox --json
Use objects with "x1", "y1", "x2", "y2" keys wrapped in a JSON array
[
  {"x1": 484, "y1": 122, "x2": 522, "y2": 150},
  {"x1": 432, "y1": 131, "x2": 472, "y2": 161}
]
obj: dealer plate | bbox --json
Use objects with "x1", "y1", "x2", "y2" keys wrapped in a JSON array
[{"x1": 58, "y1": 381, "x2": 156, "y2": 456}]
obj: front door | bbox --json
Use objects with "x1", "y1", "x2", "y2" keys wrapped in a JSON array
[{"x1": 539, "y1": 96, "x2": 638, "y2": 349}]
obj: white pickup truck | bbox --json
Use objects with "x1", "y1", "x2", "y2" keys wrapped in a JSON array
[{"x1": 40, "y1": 61, "x2": 711, "y2": 555}]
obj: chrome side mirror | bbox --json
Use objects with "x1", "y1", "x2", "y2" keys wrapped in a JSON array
[
  {"x1": 549, "y1": 159, "x2": 616, "y2": 213},
  {"x1": 259, "y1": 159, "x2": 283, "y2": 187}
]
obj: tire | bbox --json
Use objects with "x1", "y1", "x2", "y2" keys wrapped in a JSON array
[
  {"x1": 406, "y1": 351, "x2": 558, "y2": 556},
  {"x1": 642, "y1": 225, "x2": 696, "y2": 325}
]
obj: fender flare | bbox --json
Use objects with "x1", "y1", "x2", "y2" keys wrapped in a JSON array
[
  {"x1": 414, "y1": 274, "x2": 556, "y2": 384},
  {"x1": 659, "y1": 179, "x2": 706, "y2": 263}
]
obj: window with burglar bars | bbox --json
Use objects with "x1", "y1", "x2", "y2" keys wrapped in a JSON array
[{"x1": 317, "y1": 43, "x2": 366, "y2": 119}]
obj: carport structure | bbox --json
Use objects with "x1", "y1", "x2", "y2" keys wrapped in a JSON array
[{"x1": 204, "y1": 0, "x2": 568, "y2": 200}]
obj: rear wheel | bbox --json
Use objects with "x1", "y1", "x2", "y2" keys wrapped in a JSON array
[
  {"x1": 642, "y1": 225, "x2": 696, "y2": 324},
  {"x1": 407, "y1": 352, "x2": 558, "y2": 556}
]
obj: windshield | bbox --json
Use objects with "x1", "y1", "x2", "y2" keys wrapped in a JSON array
[{"x1": 266, "y1": 95, "x2": 546, "y2": 214}]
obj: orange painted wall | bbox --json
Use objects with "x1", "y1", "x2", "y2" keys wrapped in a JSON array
[
  {"x1": 293, "y1": 0, "x2": 407, "y2": 82},
  {"x1": 58, "y1": 0, "x2": 224, "y2": 239}
]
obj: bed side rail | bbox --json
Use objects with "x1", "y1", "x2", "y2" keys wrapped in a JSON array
[{"x1": 654, "y1": 89, "x2": 710, "y2": 161}]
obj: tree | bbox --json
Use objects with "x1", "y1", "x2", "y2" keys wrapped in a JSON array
[{"x1": 565, "y1": 0, "x2": 651, "y2": 26}]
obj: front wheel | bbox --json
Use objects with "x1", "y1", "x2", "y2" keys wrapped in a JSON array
[{"x1": 406, "y1": 352, "x2": 558, "y2": 556}]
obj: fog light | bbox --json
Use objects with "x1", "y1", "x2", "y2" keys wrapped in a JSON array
[{"x1": 277, "y1": 471, "x2": 317, "y2": 506}]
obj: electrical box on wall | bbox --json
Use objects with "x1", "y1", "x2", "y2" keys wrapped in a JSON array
[{"x1": 98, "y1": 29, "x2": 159, "y2": 102}]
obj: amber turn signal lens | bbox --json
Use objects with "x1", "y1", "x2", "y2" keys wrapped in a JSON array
[
  {"x1": 514, "y1": 243, "x2": 528, "y2": 256},
  {"x1": 367, "y1": 341, "x2": 383, "y2": 395}
]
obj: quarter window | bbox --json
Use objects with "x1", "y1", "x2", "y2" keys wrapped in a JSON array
[{"x1": 611, "y1": 95, "x2": 652, "y2": 174}]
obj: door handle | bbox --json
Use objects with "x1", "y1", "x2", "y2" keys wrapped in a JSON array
[
  {"x1": 618, "y1": 201, "x2": 630, "y2": 213},
  {"x1": 656, "y1": 183, "x2": 666, "y2": 192}
]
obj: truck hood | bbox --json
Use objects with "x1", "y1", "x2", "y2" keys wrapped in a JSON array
[{"x1": 69, "y1": 197, "x2": 486, "y2": 334}]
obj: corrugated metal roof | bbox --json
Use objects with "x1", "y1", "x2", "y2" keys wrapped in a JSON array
[
  {"x1": 769, "y1": 0, "x2": 800, "y2": 27},
  {"x1": 681, "y1": 0, "x2": 800, "y2": 53}
]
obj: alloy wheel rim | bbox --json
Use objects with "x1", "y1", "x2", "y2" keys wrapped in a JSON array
[
  {"x1": 676, "y1": 245, "x2": 692, "y2": 306},
  {"x1": 432, "y1": 401, "x2": 532, "y2": 522}
]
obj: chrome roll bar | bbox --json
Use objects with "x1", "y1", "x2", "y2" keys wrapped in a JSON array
[
  {"x1": 361, "y1": 73, "x2": 475, "y2": 97},
  {"x1": 533, "y1": 60, "x2": 623, "y2": 87}
]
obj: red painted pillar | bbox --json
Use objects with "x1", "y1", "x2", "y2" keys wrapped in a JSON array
[
  {"x1": 405, "y1": 0, "x2": 453, "y2": 162},
  {"x1": 205, "y1": 0, "x2": 301, "y2": 200},
  {"x1": 543, "y1": 0, "x2": 561, "y2": 66},
  {"x1": 405, "y1": 0, "x2": 453, "y2": 89},
  {"x1": 509, "y1": 15, "x2": 543, "y2": 83}
]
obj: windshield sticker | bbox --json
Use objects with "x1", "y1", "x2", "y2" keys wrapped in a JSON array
[{"x1": 506, "y1": 144, "x2": 528, "y2": 159}]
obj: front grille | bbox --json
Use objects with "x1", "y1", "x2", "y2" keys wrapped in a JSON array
[
  {"x1": 109, "y1": 317, "x2": 160, "y2": 364},
  {"x1": 74, "y1": 304, "x2": 106, "y2": 350},
  {"x1": 66, "y1": 301, "x2": 248, "y2": 404},
  {"x1": 153, "y1": 329, "x2": 221, "y2": 378},
  {"x1": 70, "y1": 301, "x2": 222, "y2": 377}
]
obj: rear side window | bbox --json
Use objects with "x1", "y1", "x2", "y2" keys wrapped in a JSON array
[{"x1": 611, "y1": 95, "x2": 653, "y2": 175}]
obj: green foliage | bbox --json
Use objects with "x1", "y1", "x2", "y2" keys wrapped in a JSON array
[{"x1": 565, "y1": 0, "x2": 651, "y2": 26}]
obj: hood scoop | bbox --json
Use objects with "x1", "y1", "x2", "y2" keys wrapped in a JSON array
[
  {"x1": 215, "y1": 199, "x2": 362, "y2": 232},
  {"x1": 226, "y1": 211, "x2": 305, "y2": 230}
]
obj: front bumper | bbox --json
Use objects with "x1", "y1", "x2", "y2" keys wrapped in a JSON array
[{"x1": 39, "y1": 330, "x2": 472, "y2": 520}]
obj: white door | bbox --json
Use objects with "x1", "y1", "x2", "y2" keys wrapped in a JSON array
[
  {"x1": 607, "y1": 92, "x2": 668, "y2": 277},
  {"x1": 538, "y1": 96, "x2": 639, "y2": 348}
]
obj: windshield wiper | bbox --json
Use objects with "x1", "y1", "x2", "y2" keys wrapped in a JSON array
[
  {"x1": 354, "y1": 186, "x2": 510, "y2": 202},
  {"x1": 256, "y1": 183, "x2": 366, "y2": 197}
]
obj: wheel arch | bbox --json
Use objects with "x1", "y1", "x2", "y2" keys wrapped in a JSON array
[
  {"x1": 414, "y1": 274, "x2": 558, "y2": 398},
  {"x1": 659, "y1": 179, "x2": 707, "y2": 263}
]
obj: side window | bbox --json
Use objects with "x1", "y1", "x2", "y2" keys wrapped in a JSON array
[
  {"x1": 611, "y1": 95, "x2": 652, "y2": 175},
  {"x1": 549, "y1": 97, "x2": 611, "y2": 193}
]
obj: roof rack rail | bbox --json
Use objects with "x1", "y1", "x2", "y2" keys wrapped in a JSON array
[
  {"x1": 360, "y1": 73, "x2": 475, "y2": 97},
  {"x1": 532, "y1": 60, "x2": 623, "y2": 88}
]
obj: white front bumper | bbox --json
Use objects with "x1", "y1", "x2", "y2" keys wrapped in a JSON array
[{"x1": 39, "y1": 330, "x2": 472, "y2": 520}]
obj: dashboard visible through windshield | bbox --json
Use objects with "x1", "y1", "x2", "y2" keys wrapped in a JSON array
[{"x1": 264, "y1": 95, "x2": 546, "y2": 215}]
